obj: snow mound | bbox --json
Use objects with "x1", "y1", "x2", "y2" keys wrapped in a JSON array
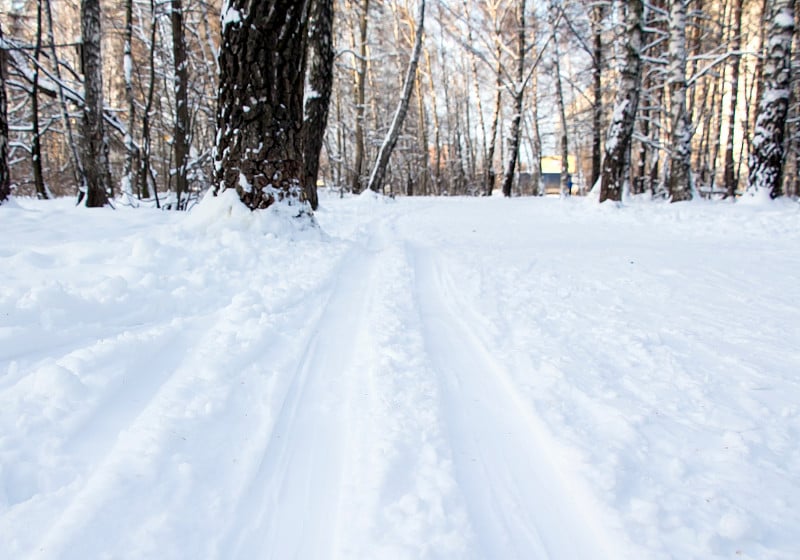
[{"x1": 184, "y1": 188, "x2": 323, "y2": 240}]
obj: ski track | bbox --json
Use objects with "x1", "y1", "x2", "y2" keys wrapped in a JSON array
[
  {"x1": 409, "y1": 242, "x2": 618, "y2": 559},
  {"x1": 216, "y1": 240, "x2": 377, "y2": 559}
]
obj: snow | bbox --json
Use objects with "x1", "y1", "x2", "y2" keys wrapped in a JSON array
[
  {"x1": 221, "y1": 5, "x2": 243, "y2": 29},
  {"x1": 1, "y1": 192, "x2": 799, "y2": 559}
]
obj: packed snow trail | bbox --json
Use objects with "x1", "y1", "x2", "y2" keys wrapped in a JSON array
[{"x1": 1, "y1": 192, "x2": 799, "y2": 559}]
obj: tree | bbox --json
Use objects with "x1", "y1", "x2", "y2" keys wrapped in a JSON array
[
  {"x1": 31, "y1": 0, "x2": 47, "y2": 200},
  {"x1": 122, "y1": 0, "x2": 137, "y2": 202},
  {"x1": 171, "y1": 0, "x2": 190, "y2": 210},
  {"x1": 80, "y1": 0, "x2": 112, "y2": 207},
  {"x1": 351, "y1": 0, "x2": 370, "y2": 194},
  {"x1": 667, "y1": 0, "x2": 693, "y2": 202},
  {"x1": 303, "y1": 0, "x2": 335, "y2": 210},
  {"x1": 500, "y1": 0, "x2": 526, "y2": 198},
  {"x1": 723, "y1": 0, "x2": 744, "y2": 198},
  {"x1": 590, "y1": 3, "x2": 607, "y2": 189},
  {"x1": 365, "y1": 0, "x2": 425, "y2": 194},
  {"x1": 748, "y1": 0, "x2": 795, "y2": 198},
  {"x1": 0, "y1": 23, "x2": 10, "y2": 203},
  {"x1": 215, "y1": 0, "x2": 311, "y2": 210},
  {"x1": 599, "y1": 0, "x2": 644, "y2": 202}
]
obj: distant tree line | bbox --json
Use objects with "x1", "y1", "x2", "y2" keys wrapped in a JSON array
[{"x1": 0, "y1": 0, "x2": 797, "y2": 209}]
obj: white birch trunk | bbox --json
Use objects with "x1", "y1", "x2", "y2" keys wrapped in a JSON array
[{"x1": 747, "y1": 0, "x2": 795, "y2": 199}]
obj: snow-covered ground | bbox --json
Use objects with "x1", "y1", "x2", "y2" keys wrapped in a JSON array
[{"x1": 1, "y1": 191, "x2": 799, "y2": 559}]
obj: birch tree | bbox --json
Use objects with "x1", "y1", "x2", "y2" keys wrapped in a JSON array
[
  {"x1": 748, "y1": 0, "x2": 795, "y2": 198},
  {"x1": 171, "y1": 0, "x2": 190, "y2": 210},
  {"x1": 667, "y1": 0, "x2": 693, "y2": 202},
  {"x1": 0, "y1": 23, "x2": 10, "y2": 203},
  {"x1": 31, "y1": 0, "x2": 47, "y2": 199},
  {"x1": 599, "y1": 0, "x2": 644, "y2": 203},
  {"x1": 366, "y1": 0, "x2": 425, "y2": 194},
  {"x1": 500, "y1": 0, "x2": 526, "y2": 198},
  {"x1": 80, "y1": 0, "x2": 112, "y2": 207},
  {"x1": 723, "y1": 0, "x2": 744, "y2": 198}
]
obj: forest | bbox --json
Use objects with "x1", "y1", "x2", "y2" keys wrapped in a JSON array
[{"x1": 0, "y1": 0, "x2": 797, "y2": 209}]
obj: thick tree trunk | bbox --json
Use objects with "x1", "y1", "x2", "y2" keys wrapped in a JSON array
[
  {"x1": 748, "y1": 0, "x2": 795, "y2": 198},
  {"x1": 0, "y1": 24, "x2": 10, "y2": 203},
  {"x1": 366, "y1": 0, "x2": 425, "y2": 194},
  {"x1": 215, "y1": 0, "x2": 311, "y2": 210},
  {"x1": 80, "y1": 0, "x2": 112, "y2": 207},
  {"x1": 303, "y1": 0, "x2": 335, "y2": 210},
  {"x1": 171, "y1": 0, "x2": 190, "y2": 210},
  {"x1": 501, "y1": 0, "x2": 526, "y2": 198},
  {"x1": 599, "y1": 0, "x2": 643, "y2": 203},
  {"x1": 667, "y1": 0, "x2": 693, "y2": 202}
]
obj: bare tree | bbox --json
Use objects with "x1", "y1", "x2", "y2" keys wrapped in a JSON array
[
  {"x1": 667, "y1": 0, "x2": 693, "y2": 202},
  {"x1": 723, "y1": 0, "x2": 744, "y2": 198},
  {"x1": 500, "y1": 0, "x2": 526, "y2": 197},
  {"x1": 590, "y1": 2, "x2": 607, "y2": 190},
  {"x1": 0, "y1": 23, "x2": 10, "y2": 203},
  {"x1": 366, "y1": 0, "x2": 425, "y2": 194},
  {"x1": 599, "y1": 0, "x2": 644, "y2": 202},
  {"x1": 303, "y1": 0, "x2": 335, "y2": 210},
  {"x1": 31, "y1": 0, "x2": 47, "y2": 199},
  {"x1": 748, "y1": 0, "x2": 795, "y2": 198},
  {"x1": 351, "y1": 0, "x2": 370, "y2": 194},
  {"x1": 171, "y1": 0, "x2": 190, "y2": 210},
  {"x1": 121, "y1": 0, "x2": 137, "y2": 202},
  {"x1": 215, "y1": 0, "x2": 312, "y2": 210},
  {"x1": 80, "y1": 0, "x2": 112, "y2": 207}
]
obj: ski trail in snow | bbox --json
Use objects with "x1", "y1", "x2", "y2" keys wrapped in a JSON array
[
  {"x1": 217, "y1": 241, "x2": 379, "y2": 559},
  {"x1": 410, "y1": 243, "x2": 618, "y2": 559}
]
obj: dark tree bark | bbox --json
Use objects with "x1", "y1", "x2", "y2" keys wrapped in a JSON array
[
  {"x1": 215, "y1": 0, "x2": 311, "y2": 210},
  {"x1": 171, "y1": 0, "x2": 190, "y2": 210},
  {"x1": 365, "y1": 0, "x2": 425, "y2": 194},
  {"x1": 599, "y1": 0, "x2": 644, "y2": 203},
  {"x1": 303, "y1": 0, "x2": 335, "y2": 210},
  {"x1": 748, "y1": 0, "x2": 795, "y2": 198},
  {"x1": 80, "y1": 0, "x2": 112, "y2": 207},
  {"x1": 0, "y1": 24, "x2": 10, "y2": 203}
]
